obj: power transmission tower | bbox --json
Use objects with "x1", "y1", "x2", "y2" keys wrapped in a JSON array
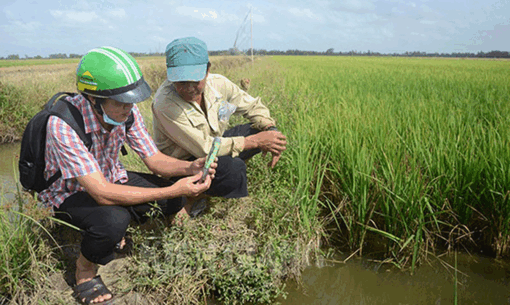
[
  {"x1": 250, "y1": 8, "x2": 253, "y2": 64},
  {"x1": 233, "y1": 7, "x2": 254, "y2": 64}
]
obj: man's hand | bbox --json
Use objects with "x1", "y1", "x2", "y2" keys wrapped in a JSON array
[
  {"x1": 263, "y1": 149, "x2": 283, "y2": 169},
  {"x1": 190, "y1": 157, "x2": 217, "y2": 178},
  {"x1": 173, "y1": 172, "x2": 212, "y2": 197},
  {"x1": 246, "y1": 130, "x2": 287, "y2": 168}
]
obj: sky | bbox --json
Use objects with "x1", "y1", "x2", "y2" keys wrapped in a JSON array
[{"x1": 1, "y1": 0, "x2": 509, "y2": 58}]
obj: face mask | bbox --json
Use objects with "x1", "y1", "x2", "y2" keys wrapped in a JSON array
[{"x1": 101, "y1": 104, "x2": 125, "y2": 126}]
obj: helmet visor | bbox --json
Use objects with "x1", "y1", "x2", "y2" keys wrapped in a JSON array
[{"x1": 82, "y1": 77, "x2": 152, "y2": 104}]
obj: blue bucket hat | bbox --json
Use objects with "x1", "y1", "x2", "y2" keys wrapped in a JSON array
[{"x1": 166, "y1": 37, "x2": 209, "y2": 82}]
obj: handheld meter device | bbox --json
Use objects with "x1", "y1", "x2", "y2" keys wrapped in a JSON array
[{"x1": 200, "y1": 137, "x2": 221, "y2": 183}]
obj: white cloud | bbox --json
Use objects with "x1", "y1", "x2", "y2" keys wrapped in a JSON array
[
  {"x1": 151, "y1": 35, "x2": 168, "y2": 43},
  {"x1": 345, "y1": 0, "x2": 376, "y2": 11},
  {"x1": 1, "y1": 19, "x2": 41, "y2": 38},
  {"x1": 252, "y1": 13, "x2": 266, "y2": 23},
  {"x1": 420, "y1": 20, "x2": 437, "y2": 25},
  {"x1": 288, "y1": 8, "x2": 323, "y2": 22},
  {"x1": 391, "y1": 7, "x2": 405, "y2": 15},
  {"x1": 268, "y1": 32, "x2": 283, "y2": 41},
  {"x1": 419, "y1": 4, "x2": 434, "y2": 13},
  {"x1": 108, "y1": 8, "x2": 127, "y2": 18},
  {"x1": 176, "y1": 6, "x2": 239, "y2": 23},
  {"x1": 2, "y1": 8, "x2": 41, "y2": 35},
  {"x1": 381, "y1": 27, "x2": 394, "y2": 38},
  {"x1": 327, "y1": 11, "x2": 382, "y2": 28},
  {"x1": 49, "y1": 10, "x2": 62, "y2": 17},
  {"x1": 429, "y1": 32, "x2": 451, "y2": 41},
  {"x1": 329, "y1": 0, "x2": 376, "y2": 12},
  {"x1": 12, "y1": 20, "x2": 41, "y2": 31},
  {"x1": 72, "y1": 0, "x2": 92, "y2": 11},
  {"x1": 49, "y1": 10, "x2": 99, "y2": 23},
  {"x1": 4, "y1": 9, "x2": 15, "y2": 19}
]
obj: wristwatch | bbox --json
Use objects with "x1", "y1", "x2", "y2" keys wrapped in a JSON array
[{"x1": 266, "y1": 126, "x2": 278, "y2": 131}]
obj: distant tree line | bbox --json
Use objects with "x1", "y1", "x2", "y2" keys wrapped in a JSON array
[
  {"x1": 210, "y1": 48, "x2": 510, "y2": 58},
  {"x1": 2, "y1": 49, "x2": 509, "y2": 60}
]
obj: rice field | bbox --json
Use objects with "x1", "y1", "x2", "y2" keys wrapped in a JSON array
[{"x1": 265, "y1": 56, "x2": 510, "y2": 267}]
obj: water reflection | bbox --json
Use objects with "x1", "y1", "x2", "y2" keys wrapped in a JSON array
[
  {"x1": 280, "y1": 253, "x2": 510, "y2": 304},
  {"x1": 0, "y1": 143, "x2": 20, "y2": 201}
]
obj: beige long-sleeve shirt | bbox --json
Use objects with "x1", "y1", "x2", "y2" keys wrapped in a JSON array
[{"x1": 152, "y1": 73, "x2": 276, "y2": 160}]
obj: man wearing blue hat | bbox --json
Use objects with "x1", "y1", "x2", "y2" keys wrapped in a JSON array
[{"x1": 152, "y1": 37, "x2": 287, "y2": 215}]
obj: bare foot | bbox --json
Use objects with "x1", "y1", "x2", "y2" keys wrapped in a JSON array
[
  {"x1": 75, "y1": 253, "x2": 113, "y2": 304},
  {"x1": 118, "y1": 237, "x2": 126, "y2": 249},
  {"x1": 171, "y1": 199, "x2": 193, "y2": 226},
  {"x1": 171, "y1": 206, "x2": 190, "y2": 226}
]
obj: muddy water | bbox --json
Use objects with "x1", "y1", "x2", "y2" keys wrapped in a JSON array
[
  {"x1": 279, "y1": 252, "x2": 510, "y2": 304},
  {"x1": 0, "y1": 143, "x2": 20, "y2": 201},
  {"x1": 1, "y1": 145, "x2": 510, "y2": 304}
]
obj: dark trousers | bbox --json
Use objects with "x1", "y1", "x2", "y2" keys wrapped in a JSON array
[
  {"x1": 53, "y1": 171, "x2": 185, "y2": 265},
  {"x1": 199, "y1": 123, "x2": 262, "y2": 198}
]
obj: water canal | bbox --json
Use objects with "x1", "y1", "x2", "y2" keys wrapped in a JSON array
[
  {"x1": 0, "y1": 143, "x2": 20, "y2": 202},
  {"x1": 278, "y1": 253, "x2": 510, "y2": 304},
  {"x1": 1, "y1": 144, "x2": 510, "y2": 304}
]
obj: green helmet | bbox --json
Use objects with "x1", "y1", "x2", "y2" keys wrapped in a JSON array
[{"x1": 76, "y1": 46, "x2": 151, "y2": 103}]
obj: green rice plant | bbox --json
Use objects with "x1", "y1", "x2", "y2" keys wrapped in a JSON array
[{"x1": 270, "y1": 56, "x2": 510, "y2": 265}]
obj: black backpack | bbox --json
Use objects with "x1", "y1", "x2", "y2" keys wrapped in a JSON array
[{"x1": 18, "y1": 92, "x2": 133, "y2": 193}]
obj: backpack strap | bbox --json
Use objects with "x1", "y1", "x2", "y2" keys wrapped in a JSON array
[
  {"x1": 126, "y1": 112, "x2": 134, "y2": 131},
  {"x1": 50, "y1": 95, "x2": 92, "y2": 148},
  {"x1": 45, "y1": 92, "x2": 75, "y2": 110},
  {"x1": 45, "y1": 93, "x2": 92, "y2": 187}
]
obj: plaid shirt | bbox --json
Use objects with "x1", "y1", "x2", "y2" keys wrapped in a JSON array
[{"x1": 38, "y1": 94, "x2": 158, "y2": 209}]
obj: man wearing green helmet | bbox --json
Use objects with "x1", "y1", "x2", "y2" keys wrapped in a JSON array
[{"x1": 40, "y1": 46, "x2": 217, "y2": 305}]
